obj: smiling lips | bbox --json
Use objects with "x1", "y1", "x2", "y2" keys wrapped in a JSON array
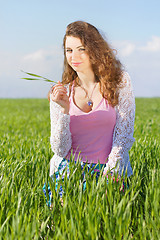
[{"x1": 72, "y1": 62, "x2": 82, "y2": 67}]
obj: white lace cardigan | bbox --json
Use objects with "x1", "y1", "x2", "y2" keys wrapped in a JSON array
[{"x1": 49, "y1": 72, "x2": 135, "y2": 177}]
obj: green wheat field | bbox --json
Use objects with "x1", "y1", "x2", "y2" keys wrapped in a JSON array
[{"x1": 0, "y1": 98, "x2": 160, "y2": 240}]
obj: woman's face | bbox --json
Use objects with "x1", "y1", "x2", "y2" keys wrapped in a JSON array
[{"x1": 65, "y1": 36, "x2": 92, "y2": 73}]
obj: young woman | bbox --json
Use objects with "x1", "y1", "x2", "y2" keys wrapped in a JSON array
[{"x1": 43, "y1": 21, "x2": 135, "y2": 205}]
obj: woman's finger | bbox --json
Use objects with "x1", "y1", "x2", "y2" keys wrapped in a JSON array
[
  {"x1": 54, "y1": 84, "x2": 67, "y2": 91},
  {"x1": 52, "y1": 87, "x2": 67, "y2": 97},
  {"x1": 53, "y1": 85, "x2": 67, "y2": 95},
  {"x1": 51, "y1": 91, "x2": 65, "y2": 101},
  {"x1": 53, "y1": 89, "x2": 67, "y2": 96},
  {"x1": 50, "y1": 81, "x2": 65, "y2": 91}
]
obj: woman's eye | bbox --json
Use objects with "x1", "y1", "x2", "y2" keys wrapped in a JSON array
[
  {"x1": 66, "y1": 49, "x2": 72, "y2": 53},
  {"x1": 79, "y1": 48, "x2": 85, "y2": 52}
]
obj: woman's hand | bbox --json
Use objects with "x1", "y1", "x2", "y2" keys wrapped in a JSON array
[{"x1": 50, "y1": 81, "x2": 70, "y2": 114}]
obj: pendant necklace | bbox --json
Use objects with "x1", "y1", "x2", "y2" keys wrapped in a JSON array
[{"x1": 80, "y1": 82, "x2": 97, "y2": 108}]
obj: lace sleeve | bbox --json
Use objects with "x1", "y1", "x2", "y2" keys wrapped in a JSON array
[
  {"x1": 50, "y1": 96, "x2": 72, "y2": 158},
  {"x1": 103, "y1": 72, "x2": 135, "y2": 177}
]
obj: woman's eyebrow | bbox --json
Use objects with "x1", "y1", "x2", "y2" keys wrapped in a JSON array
[
  {"x1": 77, "y1": 45, "x2": 84, "y2": 49},
  {"x1": 65, "y1": 45, "x2": 84, "y2": 49}
]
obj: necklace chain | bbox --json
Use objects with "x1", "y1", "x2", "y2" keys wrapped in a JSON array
[{"x1": 79, "y1": 82, "x2": 97, "y2": 107}]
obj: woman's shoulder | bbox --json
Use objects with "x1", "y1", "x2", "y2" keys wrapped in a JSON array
[
  {"x1": 117, "y1": 71, "x2": 135, "y2": 107},
  {"x1": 121, "y1": 71, "x2": 132, "y2": 87},
  {"x1": 117, "y1": 71, "x2": 134, "y2": 96}
]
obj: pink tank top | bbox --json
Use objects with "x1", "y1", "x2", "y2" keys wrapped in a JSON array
[{"x1": 66, "y1": 83, "x2": 116, "y2": 164}]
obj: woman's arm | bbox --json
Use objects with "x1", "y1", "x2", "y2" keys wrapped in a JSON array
[
  {"x1": 103, "y1": 72, "x2": 135, "y2": 177},
  {"x1": 50, "y1": 90, "x2": 72, "y2": 158}
]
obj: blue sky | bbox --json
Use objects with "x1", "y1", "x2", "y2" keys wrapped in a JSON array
[{"x1": 1, "y1": 0, "x2": 160, "y2": 98}]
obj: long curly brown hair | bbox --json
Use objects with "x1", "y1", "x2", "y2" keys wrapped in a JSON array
[{"x1": 62, "y1": 21, "x2": 124, "y2": 107}]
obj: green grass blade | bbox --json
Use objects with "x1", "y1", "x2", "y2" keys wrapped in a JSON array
[
  {"x1": 21, "y1": 77, "x2": 42, "y2": 81},
  {"x1": 21, "y1": 70, "x2": 57, "y2": 84}
]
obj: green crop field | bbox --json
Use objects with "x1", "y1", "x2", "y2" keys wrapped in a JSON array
[{"x1": 0, "y1": 98, "x2": 160, "y2": 240}]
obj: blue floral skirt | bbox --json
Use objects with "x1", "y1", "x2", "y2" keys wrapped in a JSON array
[
  {"x1": 43, "y1": 158, "x2": 106, "y2": 207},
  {"x1": 43, "y1": 158, "x2": 128, "y2": 207}
]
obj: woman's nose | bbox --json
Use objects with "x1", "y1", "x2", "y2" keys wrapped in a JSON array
[{"x1": 72, "y1": 50, "x2": 79, "y2": 60}]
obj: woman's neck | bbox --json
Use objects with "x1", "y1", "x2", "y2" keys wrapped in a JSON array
[{"x1": 77, "y1": 70, "x2": 96, "y2": 89}]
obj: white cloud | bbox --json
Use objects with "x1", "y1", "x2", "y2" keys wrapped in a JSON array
[
  {"x1": 139, "y1": 36, "x2": 160, "y2": 52},
  {"x1": 116, "y1": 42, "x2": 136, "y2": 57},
  {"x1": 112, "y1": 37, "x2": 160, "y2": 97},
  {"x1": 23, "y1": 46, "x2": 63, "y2": 61},
  {"x1": 21, "y1": 46, "x2": 63, "y2": 77},
  {"x1": 114, "y1": 36, "x2": 160, "y2": 57},
  {"x1": 122, "y1": 43, "x2": 136, "y2": 56},
  {"x1": 0, "y1": 46, "x2": 64, "y2": 98},
  {"x1": 23, "y1": 49, "x2": 45, "y2": 61},
  {"x1": 113, "y1": 41, "x2": 136, "y2": 57}
]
